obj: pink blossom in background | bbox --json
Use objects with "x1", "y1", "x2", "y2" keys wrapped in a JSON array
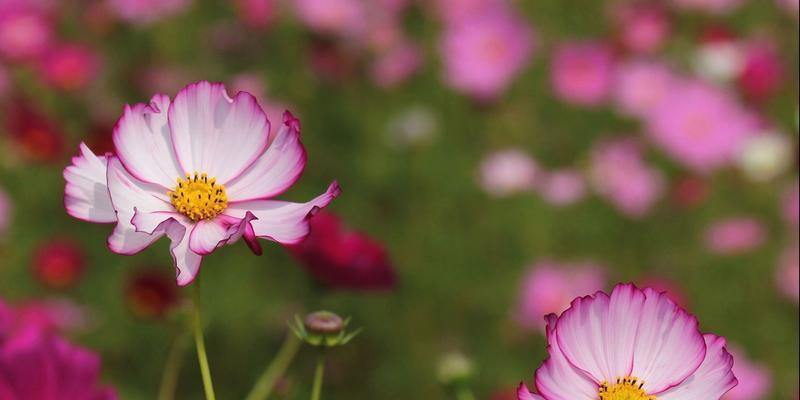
[
  {"x1": 0, "y1": 187, "x2": 10, "y2": 237},
  {"x1": 722, "y1": 347, "x2": 772, "y2": 400},
  {"x1": 776, "y1": 245, "x2": 799, "y2": 303},
  {"x1": 782, "y1": 182, "x2": 799, "y2": 226},
  {"x1": 293, "y1": 0, "x2": 366, "y2": 37},
  {"x1": 776, "y1": 0, "x2": 799, "y2": 15},
  {"x1": 612, "y1": 59, "x2": 677, "y2": 118},
  {"x1": 234, "y1": 0, "x2": 277, "y2": 30},
  {"x1": 441, "y1": 11, "x2": 535, "y2": 100},
  {"x1": 590, "y1": 138, "x2": 664, "y2": 218},
  {"x1": 8, "y1": 299, "x2": 89, "y2": 335},
  {"x1": 434, "y1": 0, "x2": 510, "y2": 25},
  {"x1": 107, "y1": 0, "x2": 191, "y2": 24},
  {"x1": 645, "y1": 80, "x2": 758, "y2": 173},
  {"x1": 137, "y1": 65, "x2": 196, "y2": 99},
  {"x1": 3, "y1": 101, "x2": 65, "y2": 163},
  {"x1": 611, "y1": 2, "x2": 671, "y2": 54},
  {"x1": 370, "y1": 41, "x2": 423, "y2": 88},
  {"x1": 535, "y1": 169, "x2": 587, "y2": 206},
  {"x1": 479, "y1": 149, "x2": 538, "y2": 197},
  {"x1": 670, "y1": 175, "x2": 710, "y2": 208},
  {"x1": 126, "y1": 268, "x2": 179, "y2": 319},
  {"x1": 736, "y1": 132, "x2": 793, "y2": 182},
  {"x1": 672, "y1": 0, "x2": 746, "y2": 14},
  {"x1": 0, "y1": 4, "x2": 52, "y2": 62},
  {"x1": 288, "y1": 212, "x2": 397, "y2": 291},
  {"x1": 639, "y1": 276, "x2": 689, "y2": 307},
  {"x1": 0, "y1": 63, "x2": 9, "y2": 98},
  {"x1": 738, "y1": 42, "x2": 784, "y2": 103},
  {"x1": 515, "y1": 261, "x2": 605, "y2": 331},
  {"x1": 38, "y1": 44, "x2": 100, "y2": 91},
  {"x1": 32, "y1": 239, "x2": 86, "y2": 289},
  {"x1": 550, "y1": 41, "x2": 615, "y2": 106},
  {"x1": 704, "y1": 217, "x2": 766, "y2": 255}
]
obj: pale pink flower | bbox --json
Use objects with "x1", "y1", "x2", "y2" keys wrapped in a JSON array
[
  {"x1": 736, "y1": 132, "x2": 793, "y2": 182},
  {"x1": 434, "y1": 0, "x2": 510, "y2": 25},
  {"x1": 38, "y1": 44, "x2": 100, "y2": 91},
  {"x1": 775, "y1": 245, "x2": 799, "y2": 303},
  {"x1": 107, "y1": 0, "x2": 191, "y2": 24},
  {"x1": 0, "y1": 4, "x2": 53, "y2": 61},
  {"x1": 0, "y1": 187, "x2": 9, "y2": 237},
  {"x1": 8, "y1": 299, "x2": 89, "y2": 334},
  {"x1": 292, "y1": 0, "x2": 366, "y2": 37},
  {"x1": 776, "y1": 0, "x2": 799, "y2": 16},
  {"x1": 692, "y1": 39, "x2": 744, "y2": 83},
  {"x1": 550, "y1": 41, "x2": 615, "y2": 106},
  {"x1": 518, "y1": 284, "x2": 737, "y2": 400},
  {"x1": 722, "y1": 347, "x2": 772, "y2": 400},
  {"x1": 535, "y1": 169, "x2": 587, "y2": 206},
  {"x1": 590, "y1": 138, "x2": 664, "y2": 218},
  {"x1": 613, "y1": 59, "x2": 678, "y2": 118},
  {"x1": 515, "y1": 261, "x2": 605, "y2": 331},
  {"x1": 782, "y1": 182, "x2": 799, "y2": 226},
  {"x1": 479, "y1": 149, "x2": 538, "y2": 197},
  {"x1": 370, "y1": 41, "x2": 423, "y2": 88},
  {"x1": 645, "y1": 80, "x2": 758, "y2": 173},
  {"x1": 441, "y1": 11, "x2": 535, "y2": 100},
  {"x1": 672, "y1": 0, "x2": 746, "y2": 14},
  {"x1": 63, "y1": 81, "x2": 340, "y2": 286},
  {"x1": 611, "y1": 3, "x2": 671, "y2": 54},
  {"x1": 704, "y1": 217, "x2": 766, "y2": 255}
]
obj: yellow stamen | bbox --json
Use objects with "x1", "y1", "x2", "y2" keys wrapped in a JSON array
[
  {"x1": 598, "y1": 377, "x2": 656, "y2": 400},
  {"x1": 167, "y1": 172, "x2": 227, "y2": 221}
]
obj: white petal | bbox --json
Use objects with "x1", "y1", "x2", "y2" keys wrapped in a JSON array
[
  {"x1": 225, "y1": 111, "x2": 307, "y2": 202},
  {"x1": 165, "y1": 221, "x2": 204, "y2": 286},
  {"x1": 658, "y1": 334, "x2": 737, "y2": 400},
  {"x1": 168, "y1": 81, "x2": 270, "y2": 183},
  {"x1": 113, "y1": 94, "x2": 184, "y2": 189},
  {"x1": 535, "y1": 315, "x2": 599, "y2": 400},
  {"x1": 63, "y1": 143, "x2": 116, "y2": 223}
]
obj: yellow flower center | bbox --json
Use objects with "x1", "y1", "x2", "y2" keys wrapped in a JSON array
[
  {"x1": 599, "y1": 377, "x2": 655, "y2": 400},
  {"x1": 168, "y1": 172, "x2": 228, "y2": 221}
]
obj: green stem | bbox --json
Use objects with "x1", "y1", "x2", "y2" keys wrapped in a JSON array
[
  {"x1": 192, "y1": 277, "x2": 216, "y2": 400},
  {"x1": 158, "y1": 332, "x2": 188, "y2": 400},
  {"x1": 310, "y1": 351, "x2": 326, "y2": 400},
  {"x1": 455, "y1": 386, "x2": 476, "y2": 400},
  {"x1": 244, "y1": 334, "x2": 302, "y2": 400}
]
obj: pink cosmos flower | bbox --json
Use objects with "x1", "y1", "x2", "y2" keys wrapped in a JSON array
[
  {"x1": 671, "y1": 0, "x2": 745, "y2": 14},
  {"x1": 782, "y1": 182, "x2": 799, "y2": 226},
  {"x1": 550, "y1": 41, "x2": 615, "y2": 106},
  {"x1": 434, "y1": 0, "x2": 510, "y2": 25},
  {"x1": 107, "y1": 0, "x2": 191, "y2": 24},
  {"x1": 670, "y1": 175, "x2": 709, "y2": 208},
  {"x1": 126, "y1": 267, "x2": 179, "y2": 319},
  {"x1": 535, "y1": 169, "x2": 587, "y2": 207},
  {"x1": 293, "y1": 0, "x2": 366, "y2": 37},
  {"x1": 288, "y1": 212, "x2": 397, "y2": 291},
  {"x1": 234, "y1": 0, "x2": 278, "y2": 30},
  {"x1": 4, "y1": 100, "x2": 65, "y2": 163},
  {"x1": 645, "y1": 80, "x2": 758, "y2": 173},
  {"x1": 775, "y1": 245, "x2": 799, "y2": 303},
  {"x1": 722, "y1": 347, "x2": 772, "y2": 400},
  {"x1": 38, "y1": 44, "x2": 100, "y2": 91},
  {"x1": 737, "y1": 43, "x2": 783, "y2": 103},
  {"x1": 0, "y1": 4, "x2": 52, "y2": 61},
  {"x1": 612, "y1": 59, "x2": 678, "y2": 118},
  {"x1": 0, "y1": 187, "x2": 10, "y2": 238},
  {"x1": 441, "y1": 11, "x2": 535, "y2": 100},
  {"x1": 590, "y1": 138, "x2": 664, "y2": 218},
  {"x1": 32, "y1": 239, "x2": 86, "y2": 289},
  {"x1": 611, "y1": 3, "x2": 671, "y2": 54},
  {"x1": 479, "y1": 149, "x2": 538, "y2": 197},
  {"x1": 63, "y1": 81, "x2": 340, "y2": 286},
  {"x1": 517, "y1": 283, "x2": 738, "y2": 400},
  {"x1": 704, "y1": 217, "x2": 766, "y2": 255},
  {"x1": 370, "y1": 41, "x2": 423, "y2": 88},
  {"x1": 776, "y1": 0, "x2": 799, "y2": 15},
  {"x1": 516, "y1": 261, "x2": 605, "y2": 331},
  {"x1": 2, "y1": 298, "x2": 89, "y2": 335}
]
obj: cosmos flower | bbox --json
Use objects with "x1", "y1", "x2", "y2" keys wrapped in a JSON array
[
  {"x1": 704, "y1": 217, "x2": 766, "y2": 255},
  {"x1": 0, "y1": 187, "x2": 10, "y2": 238},
  {"x1": 782, "y1": 182, "x2": 799, "y2": 227},
  {"x1": 518, "y1": 283, "x2": 737, "y2": 400},
  {"x1": 737, "y1": 42, "x2": 783, "y2": 103},
  {"x1": 0, "y1": 2, "x2": 53, "y2": 62},
  {"x1": 671, "y1": 0, "x2": 745, "y2": 14},
  {"x1": 37, "y1": 43, "x2": 100, "y2": 91},
  {"x1": 722, "y1": 347, "x2": 772, "y2": 400},
  {"x1": 612, "y1": 59, "x2": 677, "y2": 119},
  {"x1": 234, "y1": 0, "x2": 278, "y2": 30},
  {"x1": 32, "y1": 239, "x2": 86, "y2": 289},
  {"x1": 550, "y1": 41, "x2": 615, "y2": 106},
  {"x1": 3, "y1": 100, "x2": 65, "y2": 163},
  {"x1": 611, "y1": 2, "x2": 671, "y2": 54},
  {"x1": 478, "y1": 149, "x2": 538, "y2": 197},
  {"x1": 63, "y1": 81, "x2": 340, "y2": 286},
  {"x1": 775, "y1": 245, "x2": 799, "y2": 304},
  {"x1": 125, "y1": 267, "x2": 179, "y2": 319},
  {"x1": 1, "y1": 298, "x2": 89, "y2": 336},
  {"x1": 535, "y1": 169, "x2": 587, "y2": 207},
  {"x1": 107, "y1": 0, "x2": 191, "y2": 24},
  {"x1": 292, "y1": 0, "x2": 366, "y2": 37}
]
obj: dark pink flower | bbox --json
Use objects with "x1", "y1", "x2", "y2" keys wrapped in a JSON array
[
  {"x1": 234, "y1": 0, "x2": 278, "y2": 30},
  {"x1": 704, "y1": 217, "x2": 766, "y2": 255},
  {"x1": 670, "y1": 175, "x2": 709, "y2": 208},
  {"x1": 3, "y1": 101, "x2": 65, "y2": 163},
  {"x1": 0, "y1": 4, "x2": 53, "y2": 62},
  {"x1": 550, "y1": 41, "x2": 615, "y2": 106},
  {"x1": 32, "y1": 239, "x2": 86, "y2": 289},
  {"x1": 611, "y1": 2, "x2": 671, "y2": 54},
  {"x1": 38, "y1": 44, "x2": 100, "y2": 91},
  {"x1": 107, "y1": 0, "x2": 191, "y2": 24},
  {"x1": 288, "y1": 212, "x2": 396, "y2": 291},
  {"x1": 775, "y1": 245, "x2": 799, "y2": 303},
  {"x1": 125, "y1": 268, "x2": 179, "y2": 320},
  {"x1": 737, "y1": 42, "x2": 783, "y2": 103}
]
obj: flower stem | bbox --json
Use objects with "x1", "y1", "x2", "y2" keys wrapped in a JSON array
[
  {"x1": 192, "y1": 277, "x2": 216, "y2": 400},
  {"x1": 310, "y1": 351, "x2": 326, "y2": 400},
  {"x1": 158, "y1": 331, "x2": 188, "y2": 400},
  {"x1": 244, "y1": 333, "x2": 302, "y2": 400}
]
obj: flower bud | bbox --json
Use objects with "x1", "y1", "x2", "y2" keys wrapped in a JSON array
[
  {"x1": 290, "y1": 310, "x2": 360, "y2": 348},
  {"x1": 436, "y1": 351, "x2": 475, "y2": 386}
]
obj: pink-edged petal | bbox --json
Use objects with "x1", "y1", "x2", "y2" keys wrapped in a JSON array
[
  {"x1": 131, "y1": 210, "x2": 184, "y2": 234},
  {"x1": 226, "y1": 111, "x2": 307, "y2": 202},
  {"x1": 106, "y1": 157, "x2": 173, "y2": 254},
  {"x1": 165, "y1": 221, "x2": 203, "y2": 286},
  {"x1": 187, "y1": 212, "x2": 258, "y2": 255},
  {"x1": 631, "y1": 287, "x2": 706, "y2": 394},
  {"x1": 168, "y1": 81, "x2": 270, "y2": 183},
  {"x1": 535, "y1": 314, "x2": 599, "y2": 400},
  {"x1": 113, "y1": 94, "x2": 184, "y2": 189},
  {"x1": 225, "y1": 181, "x2": 341, "y2": 245},
  {"x1": 243, "y1": 221, "x2": 262, "y2": 255},
  {"x1": 517, "y1": 383, "x2": 545, "y2": 400},
  {"x1": 63, "y1": 143, "x2": 116, "y2": 223},
  {"x1": 658, "y1": 334, "x2": 737, "y2": 400}
]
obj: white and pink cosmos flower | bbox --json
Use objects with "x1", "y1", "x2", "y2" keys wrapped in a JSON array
[
  {"x1": 63, "y1": 81, "x2": 340, "y2": 286},
  {"x1": 518, "y1": 283, "x2": 738, "y2": 400}
]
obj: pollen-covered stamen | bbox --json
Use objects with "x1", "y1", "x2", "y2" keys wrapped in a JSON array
[
  {"x1": 598, "y1": 377, "x2": 656, "y2": 400},
  {"x1": 168, "y1": 172, "x2": 228, "y2": 221}
]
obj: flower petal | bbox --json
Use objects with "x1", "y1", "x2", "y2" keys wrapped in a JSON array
[
  {"x1": 535, "y1": 314, "x2": 599, "y2": 400},
  {"x1": 165, "y1": 221, "x2": 203, "y2": 286},
  {"x1": 224, "y1": 181, "x2": 341, "y2": 245},
  {"x1": 225, "y1": 111, "x2": 307, "y2": 202},
  {"x1": 631, "y1": 288, "x2": 706, "y2": 394},
  {"x1": 63, "y1": 143, "x2": 116, "y2": 223},
  {"x1": 168, "y1": 81, "x2": 270, "y2": 183},
  {"x1": 517, "y1": 383, "x2": 545, "y2": 400},
  {"x1": 113, "y1": 94, "x2": 184, "y2": 189},
  {"x1": 658, "y1": 334, "x2": 737, "y2": 400}
]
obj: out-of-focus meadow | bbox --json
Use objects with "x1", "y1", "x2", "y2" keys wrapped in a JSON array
[{"x1": 0, "y1": 0, "x2": 798, "y2": 399}]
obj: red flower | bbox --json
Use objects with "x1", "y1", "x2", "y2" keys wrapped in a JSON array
[
  {"x1": 125, "y1": 268, "x2": 179, "y2": 320},
  {"x1": 32, "y1": 239, "x2": 85, "y2": 289},
  {"x1": 4, "y1": 101, "x2": 65, "y2": 163}
]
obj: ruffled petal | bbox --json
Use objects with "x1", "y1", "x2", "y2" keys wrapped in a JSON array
[
  {"x1": 224, "y1": 181, "x2": 340, "y2": 245},
  {"x1": 225, "y1": 111, "x2": 307, "y2": 202},
  {"x1": 535, "y1": 314, "x2": 599, "y2": 400},
  {"x1": 165, "y1": 221, "x2": 203, "y2": 286},
  {"x1": 113, "y1": 94, "x2": 184, "y2": 189},
  {"x1": 658, "y1": 334, "x2": 737, "y2": 400},
  {"x1": 517, "y1": 383, "x2": 545, "y2": 400},
  {"x1": 187, "y1": 213, "x2": 258, "y2": 255},
  {"x1": 63, "y1": 143, "x2": 116, "y2": 223},
  {"x1": 631, "y1": 288, "x2": 707, "y2": 394},
  {"x1": 168, "y1": 81, "x2": 270, "y2": 183}
]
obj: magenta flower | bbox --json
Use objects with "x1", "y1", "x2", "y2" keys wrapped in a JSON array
[
  {"x1": 107, "y1": 0, "x2": 191, "y2": 24},
  {"x1": 645, "y1": 80, "x2": 758, "y2": 173},
  {"x1": 441, "y1": 11, "x2": 535, "y2": 100},
  {"x1": 775, "y1": 245, "x2": 799, "y2": 303},
  {"x1": 37, "y1": 43, "x2": 100, "y2": 91},
  {"x1": 0, "y1": 2, "x2": 52, "y2": 62},
  {"x1": 704, "y1": 217, "x2": 766, "y2": 255},
  {"x1": 611, "y1": 3, "x2": 671, "y2": 54},
  {"x1": 32, "y1": 238, "x2": 86, "y2": 289},
  {"x1": 612, "y1": 59, "x2": 677, "y2": 119},
  {"x1": 550, "y1": 41, "x2": 615, "y2": 106},
  {"x1": 63, "y1": 81, "x2": 340, "y2": 286},
  {"x1": 518, "y1": 284, "x2": 737, "y2": 400},
  {"x1": 234, "y1": 0, "x2": 278, "y2": 30},
  {"x1": 479, "y1": 149, "x2": 538, "y2": 197},
  {"x1": 737, "y1": 42, "x2": 783, "y2": 103},
  {"x1": 722, "y1": 347, "x2": 772, "y2": 400},
  {"x1": 515, "y1": 261, "x2": 605, "y2": 331}
]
